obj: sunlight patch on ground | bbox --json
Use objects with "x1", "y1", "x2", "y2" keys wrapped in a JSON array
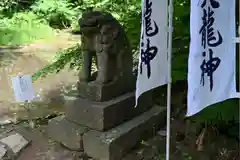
[
  {"x1": 20, "y1": 31, "x2": 80, "y2": 62},
  {"x1": 0, "y1": 31, "x2": 79, "y2": 122}
]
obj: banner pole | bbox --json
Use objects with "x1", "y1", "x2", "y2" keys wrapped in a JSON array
[
  {"x1": 238, "y1": 0, "x2": 240, "y2": 133},
  {"x1": 166, "y1": 0, "x2": 173, "y2": 159}
]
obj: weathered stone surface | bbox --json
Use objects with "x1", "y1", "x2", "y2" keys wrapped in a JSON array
[
  {"x1": 78, "y1": 11, "x2": 133, "y2": 85},
  {"x1": 0, "y1": 132, "x2": 30, "y2": 160},
  {"x1": 77, "y1": 76, "x2": 135, "y2": 102},
  {"x1": 48, "y1": 116, "x2": 89, "y2": 151},
  {"x1": 65, "y1": 92, "x2": 153, "y2": 131},
  {"x1": 82, "y1": 105, "x2": 166, "y2": 160},
  {"x1": 0, "y1": 133, "x2": 29, "y2": 154},
  {"x1": 14, "y1": 127, "x2": 33, "y2": 143},
  {"x1": 0, "y1": 143, "x2": 13, "y2": 160},
  {"x1": 0, "y1": 144, "x2": 7, "y2": 159}
]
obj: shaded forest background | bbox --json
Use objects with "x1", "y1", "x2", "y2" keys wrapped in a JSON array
[{"x1": 0, "y1": 0, "x2": 239, "y2": 136}]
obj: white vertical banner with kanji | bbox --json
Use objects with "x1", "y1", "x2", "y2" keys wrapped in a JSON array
[
  {"x1": 187, "y1": 0, "x2": 239, "y2": 116},
  {"x1": 135, "y1": 0, "x2": 169, "y2": 106}
]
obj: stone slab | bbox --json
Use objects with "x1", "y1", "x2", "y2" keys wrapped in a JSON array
[
  {"x1": 0, "y1": 131, "x2": 31, "y2": 160},
  {"x1": 76, "y1": 75, "x2": 135, "y2": 102},
  {"x1": 0, "y1": 144, "x2": 7, "y2": 159},
  {"x1": 14, "y1": 127, "x2": 33, "y2": 143},
  {"x1": 65, "y1": 92, "x2": 153, "y2": 131},
  {"x1": 48, "y1": 115, "x2": 89, "y2": 151},
  {"x1": 0, "y1": 143, "x2": 13, "y2": 160},
  {"x1": 0, "y1": 133, "x2": 29, "y2": 154},
  {"x1": 82, "y1": 105, "x2": 166, "y2": 160}
]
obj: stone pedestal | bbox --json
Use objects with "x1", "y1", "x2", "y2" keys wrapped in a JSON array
[
  {"x1": 48, "y1": 115, "x2": 89, "y2": 151},
  {"x1": 48, "y1": 106, "x2": 166, "y2": 159},
  {"x1": 82, "y1": 106, "x2": 166, "y2": 160},
  {"x1": 77, "y1": 75, "x2": 135, "y2": 102},
  {"x1": 65, "y1": 92, "x2": 152, "y2": 131},
  {"x1": 48, "y1": 80, "x2": 166, "y2": 160}
]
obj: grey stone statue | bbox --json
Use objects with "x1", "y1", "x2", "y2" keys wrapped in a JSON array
[{"x1": 78, "y1": 11, "x2": 133, "y2": 84}]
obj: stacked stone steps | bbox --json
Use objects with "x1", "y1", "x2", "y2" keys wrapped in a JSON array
[
  {"x1": 48, "y1": 104, "x2": 166, "y2": 160},
  {"x1": 48, "y1": 82, "x2": 166, "y2": 160}
]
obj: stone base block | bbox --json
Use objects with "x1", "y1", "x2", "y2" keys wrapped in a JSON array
[
  {"x1": 65, "y1": 92, "x2": 153, "y2": 131},
  {"x1": 0, "y1": 131, "x2": 31, "y2": 160},
  {"x1": 48, "y1": 116, "x2": 89, "y2": 151},
  {"x1": 83, "y1": 105, "x2": 166, "y2": 160},
  {"x1": 76, "y1": 76, "x2": 135, "y2": 102}
]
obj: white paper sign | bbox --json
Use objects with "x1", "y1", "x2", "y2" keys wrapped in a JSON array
[
  {"x1": 135, "y1": 0, "x2": 169, "y2": 107},
  {"x1": 11, "y1": 75, "x2": 35, "y2": 102},
  {"x1": 187, "y1": 0, "x2": 239, "y2": 116}
]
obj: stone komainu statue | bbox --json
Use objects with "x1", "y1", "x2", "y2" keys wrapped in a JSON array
[{"x1": 78, "y1": 11, "x2": 133, "y2": 84}]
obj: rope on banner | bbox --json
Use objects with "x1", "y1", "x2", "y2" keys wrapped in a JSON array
[{"x1": 166, "y1": 0, "x2": 174, "y2": 159}]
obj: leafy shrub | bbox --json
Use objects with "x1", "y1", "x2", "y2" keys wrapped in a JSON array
[
  {"x1": 32, "y1": 44, "x2": 82, "y2": 81},
  {"x1": 0, "y1": 0, "x2": 37, "y2": 17},
  {"x1": 0, "y1": 12, "x2": 55, "y2": 45},
  {"x1": 31, "y1": 0, "x2": 78, "y2": 29}
]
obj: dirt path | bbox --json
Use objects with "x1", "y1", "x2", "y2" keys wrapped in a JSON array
[
  {"x1": 0, "y1": 31, "x2": 90, "y2": 159},
  {"x1": 0, "y1": 31, "x2": 80, "y2": 120}
]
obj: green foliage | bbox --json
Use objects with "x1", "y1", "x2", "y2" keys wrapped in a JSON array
[
  {"x1": 0, "y1": 0, "x2": 19, "y2": 13},
  {"x1": 32, "y1": 44, "x2": 82, "y2": 81},
  {"x1": 191, "y1": 99, "x2": 239, "y2": 126},
  {"x1": 31, "y1": 0, "x2": 78, "y2": 29},
  {"x1": 0, "y1": 12, "x2": 55, "y2": 45},
  {"x1": 172, "y1": 0, "x2": 190, "y2": 82},
  {"x1": 0, "y1": 0, "x2": 37, "y2": 17}
]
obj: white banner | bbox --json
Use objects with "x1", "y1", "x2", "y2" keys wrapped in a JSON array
[
  {"x1": 187, "y1": 0, "x2": 239, "y2": 116},
  {"x1": 135, "y1": 0, "x2": 169, "y2": 106}
]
